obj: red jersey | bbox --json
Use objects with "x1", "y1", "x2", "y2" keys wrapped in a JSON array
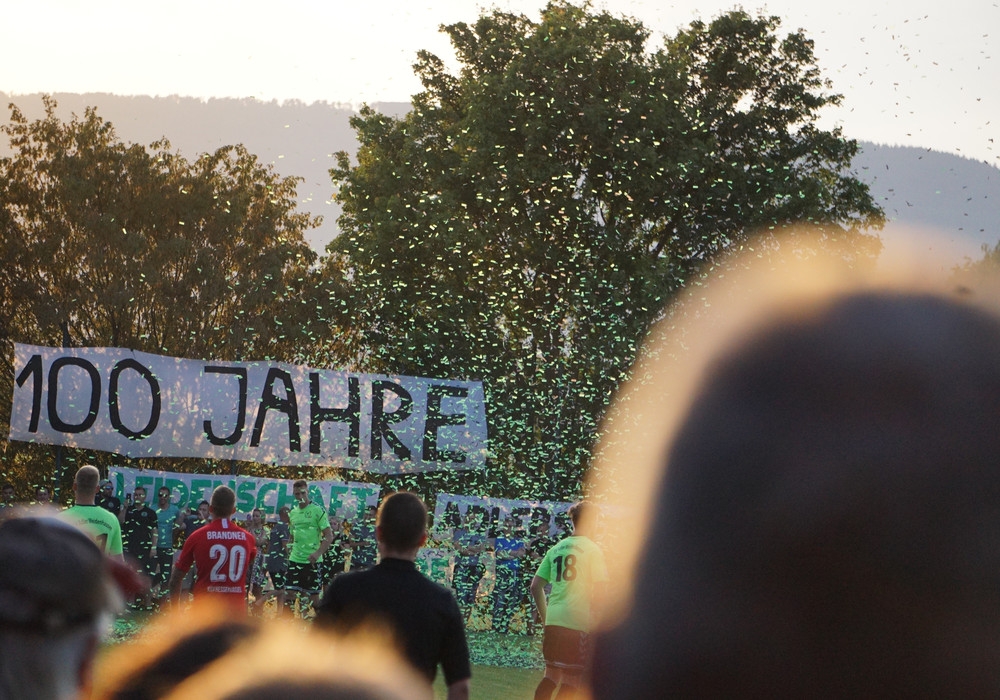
[{"x1": 175, "y1": 517, "x2": 257, "y2": 609}]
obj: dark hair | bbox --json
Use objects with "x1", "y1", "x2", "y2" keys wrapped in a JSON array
[
  {"x1": 103, "y1": 619, "x2": 257, "y2": 700},
  {"x1": 292, "y1": 480, "x2": 308, "y2": 490},
  {"x1": 376, "y1": 493, "x2": 427, "y2": 551},
  {"x1": 593, "y1": 291, "x2": 1000, "y2": 698},
  {"x1": 567, "y1": 501, "x2": 593, "y2": 527},
  {"x1": 210, "y1": 487, "x2": 237, "y2": 518}
]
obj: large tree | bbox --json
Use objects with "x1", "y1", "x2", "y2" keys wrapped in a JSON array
[
  {"x1": 0, "y1": 96, "x2": 323, "y2": 492},
  {"x1": 328, "y1": 3, "x2": 884, "y2": 498}
]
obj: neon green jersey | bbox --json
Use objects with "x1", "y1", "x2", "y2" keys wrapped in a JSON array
[
  {"x1": 61, "y1": 504, "x2": 124, "y2": 556},
  {"x1": 535, "y1": 535, "x2": 608, "y2": 631},
  {"x1": 288, "y1": 501, "x2": 330, "y2": 564}
]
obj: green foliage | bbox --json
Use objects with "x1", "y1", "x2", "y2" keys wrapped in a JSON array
[
  {"x1": 0, "y1": 96, "x2": 324, "y2": 492},
  {"x1": 325, "y1": 2, "x2": 884, "y2": 499}
]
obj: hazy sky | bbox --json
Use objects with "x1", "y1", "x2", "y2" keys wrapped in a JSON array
[{"x1": 2, "y1": 0, "x2": 996, "y2": 164}]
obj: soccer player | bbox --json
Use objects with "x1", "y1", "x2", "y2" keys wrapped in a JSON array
[
  {"x1": 281, "y1": 479, "x2": 333, "y2": 612},
  {"x1": 168, "y1": 486, "x2": 256, "y2": 612},
  {"x1": 531, "y1": 501, "x2": 608, "y2": 700},
  {"x1": 316, "y1": 492, "x2": 471, "y2": 700},
  {"x1": 60, "y1": 464, "x2": 124, "y2": 560}
]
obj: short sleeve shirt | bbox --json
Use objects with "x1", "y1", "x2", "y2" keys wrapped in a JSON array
[
  {"x1": 288, "y1": 502, "x2": 330, "y2": 564},
  {"x1": 316, "y1": 558, "x2": 471, "y2": 685},
  {"x1": 61, "y1": 504, "x2": 124, "y2": 556},
  {"x1": 535, "y1": 535, "x2": 608, "y2": 631},
  {"x1": 175, "y1": 517, "x2": 257, "y2": 609},
  {"x1": 156, "y1": 504, "x2": 180, "y2": 548}
]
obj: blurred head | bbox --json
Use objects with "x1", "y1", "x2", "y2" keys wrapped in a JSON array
[
  {"x1": 278, "y1": 505, "x2": 291, "y2": 523},
  {"x1": 1, "y1": 483, "x2": 15, "y2": 503},
  {"x1": 376, "y1": 492, "x2": 428, "y2": 555},
  {"x1": 157, "y1": 620, "x2": 430, "y2": 700},
  {"x1": 157, "y1": 487, "x2": 171, "y2": 505},
  {"x1": 35, "y1": 485, "x2": 52, "y2": 504},
  {"x1": 0, "y1": 513, "x2": 127, "y2": 700},
  {"x1": 567, "y1": 501, "x2": 597, "y2": 535},
  {"x1": 133, "y1": 487, "x2": 147, "y2": 504},
  {"x1": 592, "y1": 255, "x2": 1000, "y2": 698},
  {"x1": 197, "y1": 501, "x2": 210, "y2": 521},
  {"x1": 100, "y1": 480, "x2": 114, "y2": 497},
  {"x1": 92, "y1": 601, "x2": 259, "y2": 700}
]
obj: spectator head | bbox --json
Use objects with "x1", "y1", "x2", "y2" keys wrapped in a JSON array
[
  {"x1": 157, "y1": 487, "x2": 171, "y2": 505},
  {"x1": 278, "y1": 505, "x2": 291, "y2": 523},
  {"x1": 158, "y1": 619, "x2": 430, "y2": 700},
  {"x1": 35, "y1": 485, "x2": 52, "y2": 504},
  {"x1": 590, "y1": 248, "x2": 1000, "y2": 698},
  {"x1": 0, "y1": 513, "x2": 129, "y2": 699},
  {"x1": 376, "y1": 492, "x2": 428, "y2": 555},
  {"x1": 1, "y1": 482, "x2": 15, "y2": 504},
  {"x1": 100, "y1": 480, "x2": 114, "y2": 496},
  {"x1": 133, "y1": 486, "x2": 147, "y2": 504},
  {"x1": 209, "y1": 487, "x2": 237, "y2": 519},
  {"x1": 92, "y1": 601, "x2": 259, "y2": 700},
  {"x1": 196, "y1": 500, "x2": 210, "y2": 520}
]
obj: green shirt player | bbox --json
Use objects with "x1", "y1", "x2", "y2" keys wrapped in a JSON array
[
  {"x1": 60, "y1": 465, "x2": 124, "y2": 560},
  {"x1": 530, "y1": 502, "x2": 608, "y2": 700},
  {"x1": 280, "y1": 479, "x2": 333, "y2": 612}
]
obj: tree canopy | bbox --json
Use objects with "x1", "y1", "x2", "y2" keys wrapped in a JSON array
[
  {"x1": 325, "y1": 2, "x2": 884, "y2": 498},
  {"x1": 0, "y1": 96, "x2": 323, "y2": 491}
]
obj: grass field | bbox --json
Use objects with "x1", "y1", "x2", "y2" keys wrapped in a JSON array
[{"x1": 433, "y1": 665, "x2": 542, "y2": 699}]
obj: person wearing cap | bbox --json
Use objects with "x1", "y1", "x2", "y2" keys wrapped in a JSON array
[
  {"x1": 0, "y1": 512, "x2": 138, "y2": 699},
  {"x1": 61, "y1": 465, "x2": 124, "y2": 560}
]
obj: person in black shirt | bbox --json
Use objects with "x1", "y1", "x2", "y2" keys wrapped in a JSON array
[
  {"x1": 96, "y1": 479, "x2": 125, "y2": 524},
  {"x1": 316, "y1": 492, "x2": 471, "y2": 700},
  {"x1": 123, "y1": 485, "x2": 159, "y2": 606}
]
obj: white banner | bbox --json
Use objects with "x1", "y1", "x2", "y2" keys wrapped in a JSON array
[
  {"x1": 10, "y1": 344, "x2": 488, "y2": 472},
  {"x1": 108, "y1": 466, "x2": 380, "y2": 520},
  {"x1": 432, "y1": 492, "x2": 573, "y2": 538}
]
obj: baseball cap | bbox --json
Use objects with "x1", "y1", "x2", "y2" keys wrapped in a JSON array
[{"x1": 0, "y1": 512, "x2": 141, "y2": 634}]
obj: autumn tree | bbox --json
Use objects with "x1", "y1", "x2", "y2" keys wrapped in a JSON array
[
  {"x1": 0, "y1": 96, "x2": 323, "y2": 492},
  {"x1": 324, "y1": 2, "x2": 884, "y2": 499}
]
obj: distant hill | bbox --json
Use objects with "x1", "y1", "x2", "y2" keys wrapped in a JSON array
[
  {"x1": 2, "y1": 92, "x2": 997, "y2": 268},
  {"x1": 853, "y1": 144, "x2": 999, "y2": 269}
]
